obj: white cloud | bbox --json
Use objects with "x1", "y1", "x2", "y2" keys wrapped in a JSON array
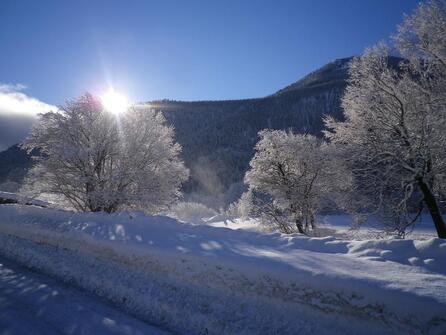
[
  {"x1": 0, "y1": 83, "x2": 57, "y2": 151},
  {"x1": 0, "y1": 83, "x2": 28, "y2": 92},
  {"x1": 0, "y1": 83, "x2": 56, "y2": 117}
]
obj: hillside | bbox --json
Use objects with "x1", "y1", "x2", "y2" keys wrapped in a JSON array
[
  {"x1": 0, "y1": 57, "x2": 354, "y2": 206},
  {"x1": 145, "y1": 58, "x2": 352, "y2": 206},
  {"x1": 0, "y1": 144, "x2": 34, "y2": 192}
]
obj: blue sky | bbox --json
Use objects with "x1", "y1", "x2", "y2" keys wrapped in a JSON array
[{"x1": 0, "y1": 0, "x2": 419, "y2": 105}]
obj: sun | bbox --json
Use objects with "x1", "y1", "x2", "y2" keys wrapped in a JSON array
[{"x1": 100, "y1": 89, "x2": 129, "y2": 115}]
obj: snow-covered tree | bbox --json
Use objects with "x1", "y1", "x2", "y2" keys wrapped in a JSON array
[
  {"x1": 22, "y1": 93, "x2": 189, "y2": 213},
  {"x1": 230, "y1": 188, "x2": 255, "y2": 219},
  {"x1": 244, "y1": 130, "x2": 329, "y2": 234},
  {"x1": 395, "y1": 0, "x2": 446, "y2": 73},
  {"x1": 325, "y1": 1, "x2": 446, "y2": 238}
]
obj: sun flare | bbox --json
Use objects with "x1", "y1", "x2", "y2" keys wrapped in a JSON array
[{"x1": 100, "y1": 89, "x2": 128, "y2": 115}]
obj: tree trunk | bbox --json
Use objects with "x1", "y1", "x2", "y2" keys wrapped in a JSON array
[
  {"x1": 295, "y1": 217, "x2": 305, "y2": 234},
  {"x1": 296, "y1": 222, "x2": 305, "y2": 234},
  {"x1": 417, "y1": 178, "x2": 446, "y2": 239}
]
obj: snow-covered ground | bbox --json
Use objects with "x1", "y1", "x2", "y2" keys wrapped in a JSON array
[
  {"x1": 206, "y1": 213, "x2": 439, "y2": 239},
  {"x1": 0, "y1": 204, "x2": 445, "y2": 334},
  {"x1": 0, "y1": 256, "x2": 170, "y2": 335}
]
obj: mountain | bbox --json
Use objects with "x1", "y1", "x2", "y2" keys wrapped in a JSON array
[
  {"x1": 148, "y1": 57, "x2": 352, "y2": 206},
  {"x1": 0, "y1": 57, "x2": 353, "y2": 206},
  {"x1": 274, "y1": 58, "x2": 351, "y2": 95},
  {"x1": 0, "y1": 144, "x2": 34, "y2": 192}
]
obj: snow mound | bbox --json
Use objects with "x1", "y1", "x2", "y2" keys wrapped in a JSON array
[
  {"x1": 0, "y1": 204, "x2": 445, "y2": 334},
  {"x1": 0, "y1": 191, "x2": 49, "y2": 207},
  {"x1": 347, "y1": 238, "x2": 446, "y2": 274}
]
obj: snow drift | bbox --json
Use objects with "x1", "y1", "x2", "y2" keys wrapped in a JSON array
[
  {"x1": 0, "y1": 191, "x2": 48, "y2": 207},
  {"x1": 0, "y1": 204, "x2": 445, "y2": 334}
]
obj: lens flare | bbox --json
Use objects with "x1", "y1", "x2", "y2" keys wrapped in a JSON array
[{"x1": 100, "y1": 89, "x2": 128, "y2": 115}]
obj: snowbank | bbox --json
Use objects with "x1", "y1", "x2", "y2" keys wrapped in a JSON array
[
  {"x1": 0, "y1": 204, "x2": 445, "y2": 334},
  {"x1": 207, "y1": 214, "x2": 440, "y2": 239},
  {"x1": 0, "y1": 191, "x2": 49, "y2": 207}
]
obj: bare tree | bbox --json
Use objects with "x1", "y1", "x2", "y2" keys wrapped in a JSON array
[
  {"x1": 244, "y1": 130, "x2": 329, "y2": 234},
  {"x1": 22, "y1": 93, "x2": 189, "y2": 213},
  {"x1": 325, "y1": 2, "x2": 446, "y2": 238}
]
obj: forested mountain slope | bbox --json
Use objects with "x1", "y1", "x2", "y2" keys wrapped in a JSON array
[
  {"x1": 0, "y1": 144, "x2": 33, "y2": 192},
  {"x1": 148, "y1": 58, "x2": 352, "y2": 206}
]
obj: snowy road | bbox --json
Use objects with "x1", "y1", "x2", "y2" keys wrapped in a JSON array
[{"x1": 0, "y1": 257, "x2": 170, "y2": 335}]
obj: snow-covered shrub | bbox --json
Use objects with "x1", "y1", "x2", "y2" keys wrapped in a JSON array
[
  {"x1": 169, "y1": 201, "x2": 217, "y2": 224},
  {"x1": 228, "y1": 189, "x2": 288, "y2": 233},
  {"x1": 226, "y1": 189, "x2": 254, "y2": 219},
  {"x1": 226, "y1": 201, "x2": 240, "y2": 218}
]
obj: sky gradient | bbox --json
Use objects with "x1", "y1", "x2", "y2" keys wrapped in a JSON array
[{"x1": 1, "y1": 0, "x2": 420, "y2": 105}]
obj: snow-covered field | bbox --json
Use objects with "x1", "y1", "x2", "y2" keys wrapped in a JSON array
[{"x1": 0, "y1": 204, "x2": 445, "y2": 334}]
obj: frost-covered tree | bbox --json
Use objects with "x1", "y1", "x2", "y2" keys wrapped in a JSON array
[
  {"x1": 22, "y1": 93, "x2": 189, "y2": 213},
  {"x1": 244, "y1": 130, "x2": 329, "y2": 234},
  {"x1": 231, "y1": 188, "x2": 255, "y2": 220},
  {"x1": 325, "y1": 1, "x2": 446, "y2": 238},
  {"x1": 395, "y1": 0, "x2": 446, "y2": 73}
]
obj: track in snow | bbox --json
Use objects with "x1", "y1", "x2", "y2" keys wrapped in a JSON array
[{"x1": 0, "y1": 257, "x2": 170, "y2": 335}]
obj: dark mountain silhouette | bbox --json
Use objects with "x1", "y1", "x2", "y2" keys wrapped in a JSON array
[{"x1": 0, "y1": 144, "x2": 33, "y2": 192}]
